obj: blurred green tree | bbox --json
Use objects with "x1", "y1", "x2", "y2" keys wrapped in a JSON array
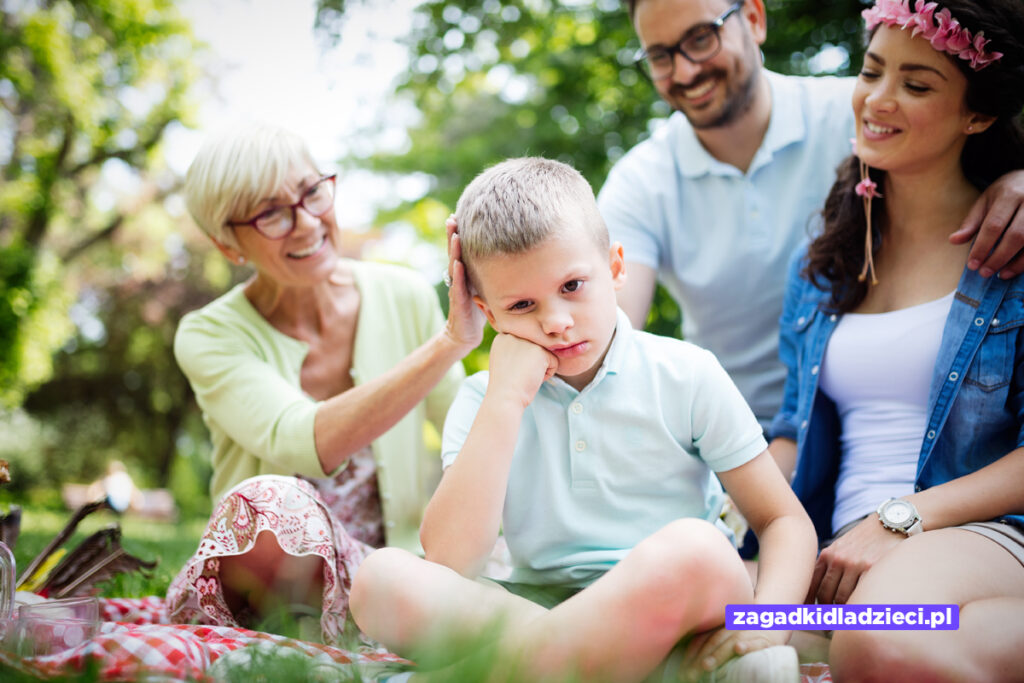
[
  {"x1": 0, "y1": 0, "x2": 200, "y2": 407},
  {"x1": 316, "y1": 0, "x2": 865, "y2": 345}
]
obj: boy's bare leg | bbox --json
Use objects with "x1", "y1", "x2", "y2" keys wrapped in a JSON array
[
  {"x1": 830, "y1": 528, "x2": 1024, "y2": 683},
  {"x1": 351, "y1": 518, "x2": 753, "y2": 682},
  {"x1": 350, "y1": 546, "x2": 547, "y2": 655}
]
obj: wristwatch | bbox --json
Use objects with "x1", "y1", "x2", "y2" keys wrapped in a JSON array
[{"x1": 876, "y1": 498, "x2": 923, "y2": 536}]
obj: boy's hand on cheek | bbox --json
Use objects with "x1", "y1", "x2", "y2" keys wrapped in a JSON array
[{"x1": 488, "y1": 333, "x2": 558, "y2": 408}]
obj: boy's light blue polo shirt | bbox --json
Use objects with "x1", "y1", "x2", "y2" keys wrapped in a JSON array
[
  {"x1": 597, "y1": 71, "x2": 856, "y2": 430},
  {"x1": 441, "y1": 309, "x2": 767, "y2": 588}
]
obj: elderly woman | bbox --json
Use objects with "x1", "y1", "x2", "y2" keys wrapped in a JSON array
[{"x1": 165, "y1": 123, "x2": 483, "y2": 643}]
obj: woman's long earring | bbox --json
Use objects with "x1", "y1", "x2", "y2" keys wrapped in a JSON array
[{"x1": 855, "y1": 159, "x2": 881, "y2": 285}]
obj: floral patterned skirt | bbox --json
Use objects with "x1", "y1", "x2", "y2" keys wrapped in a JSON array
[{"x1": 166, "y1": 470, "x2": 380, "y2": 645}]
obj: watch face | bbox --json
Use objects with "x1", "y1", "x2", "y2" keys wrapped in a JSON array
[{"x1": 885, "y1": 500, "x2": 913, "y2": 525}]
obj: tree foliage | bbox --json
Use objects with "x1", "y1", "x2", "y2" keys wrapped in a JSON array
[
  {"x1": 0, "y1": 0, "x2": 200, "y2": 406},
  {"x1": 316, "y1": 0, "x2": 865, "y2": 339}
]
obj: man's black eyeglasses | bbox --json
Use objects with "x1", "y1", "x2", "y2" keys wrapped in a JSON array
[{"x1": 634, "y1": 2, "x2": 744, "y2": 80}]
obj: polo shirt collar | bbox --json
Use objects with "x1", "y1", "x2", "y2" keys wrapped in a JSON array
[
  {"x1": 750, "y1": 71, "x2": 806, "y2": 174},
  {"x1": 675, "y1": 69, "x2": 807, "y2": 178},
  {"x1": 601, "y1": 307, "x2": 633, "y2": 378}
]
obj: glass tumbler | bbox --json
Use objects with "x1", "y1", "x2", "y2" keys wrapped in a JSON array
[
  {"x1": 0, "y1": 541, "x2": 12, "y2": 640},
  {"x1": 9, "y1": 595, "x2": 100, "y2": 657}
]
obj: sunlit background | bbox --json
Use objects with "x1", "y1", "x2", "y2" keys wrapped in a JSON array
[{"x1": 0, "y1": 0, "x2": 864, "y2": 517}]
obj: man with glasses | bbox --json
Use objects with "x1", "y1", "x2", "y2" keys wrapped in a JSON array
[{"x1": 598, "y1": 0, "x2": 1024, "y2": 436}]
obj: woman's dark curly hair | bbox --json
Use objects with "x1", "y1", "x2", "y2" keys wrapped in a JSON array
[{"x1": 805, "y1": 0, "x2": 1024, "y2": 313}]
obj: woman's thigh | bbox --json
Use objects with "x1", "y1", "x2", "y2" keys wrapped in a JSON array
[
  {"x1": 832, "y1": 528, "x2": 1024, "y2": 682},
  {"x1": 851, "y1": 527, "x2": 1024, "y2": 604}
]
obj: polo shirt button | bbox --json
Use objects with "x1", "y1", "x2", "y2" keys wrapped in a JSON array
[
  {"x1": 575, "y1": 440, "x2": 586, "y2": 452},
  {"x1": 800, "y1": 420, "x2": 808, "y2": 430},
  {"x1": 975, "y1": 317, "x2": 985, "y2": 326},
  {"x1": 830, "y1": 314, "x2": 837, "y2": 322},
  {"x1": 386, "y1": 520, "x2": 395, "y2": 528},
  {"x1": 811, "y1": 365, "x2": 819, "y2": 375},
  {"x1": 797, "y1": 316, "x2": 806, "y2": 325},
  {"x1": 927, "y1": 430, "x2": 936, "y2": 439},
  {"x1": 571, "y1": 402, "x2": 583, "y2": 415},
  {"x1": 948, "y1": 371, "x2": 958, "y2": 381}
]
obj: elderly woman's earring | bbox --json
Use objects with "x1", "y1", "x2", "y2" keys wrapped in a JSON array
[{"x1": 237, "y1": 256, "x2": 247, "y2": 265}]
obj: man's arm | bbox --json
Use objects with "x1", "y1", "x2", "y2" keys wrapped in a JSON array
[
  {"x1": 950, "y1": 170, "x2": 1024, "y2": 277},
  {"x1": 767, "y1": 437, "x2": 797, "y2": 483},
  {"x1": 616, "y1": 262, "x2": 657, "y2": 330}
]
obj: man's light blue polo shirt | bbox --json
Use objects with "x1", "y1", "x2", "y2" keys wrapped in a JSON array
[
  {"x1": 597, "y1": 72, "x2": 856, "y2": 429},
  {"x1": 441, "y1": 309, "x2": 767, "y2": 588}
]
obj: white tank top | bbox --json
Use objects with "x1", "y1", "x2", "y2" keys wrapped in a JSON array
[{"x1": 820, "y1": 291, "x2": 954, "y2": 534}]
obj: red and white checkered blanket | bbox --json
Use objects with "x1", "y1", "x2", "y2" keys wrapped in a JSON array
[
  {"x1": 0, "y1": 597, "x2": 832, "y2": 682},
  {"x1": 0, "y1": 597, "x2": 408, "y2": 681}
]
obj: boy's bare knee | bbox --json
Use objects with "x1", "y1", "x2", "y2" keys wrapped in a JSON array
[
  {"x1": 350, "y1": 547, "x2": 418, "y2": 628},
  {"x1": 643, "y1": 518, "x2": 740, "y2": 579},
  {"x1": 627, "y1": 518, "x2": 749, "y2": 623}
]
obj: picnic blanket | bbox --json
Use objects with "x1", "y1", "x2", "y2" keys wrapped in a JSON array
[
  {"x1": 0, "y1": 597, "x2": 408, "y2": 682},
  {"x1": 0, "y1": 597, "x2": 833, "y2": 682}
]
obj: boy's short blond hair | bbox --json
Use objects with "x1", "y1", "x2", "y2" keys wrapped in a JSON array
[
  {"x1": 455, "y1": 157, "x2": 609, "y2": 289},
  {"x1": 184, "y1": 122, "x2": 319, "y2": 249}
]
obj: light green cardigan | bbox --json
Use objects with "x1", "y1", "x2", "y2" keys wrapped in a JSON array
[{"x1": 173, "y1": 260, "x2": 464, "y2": 553}]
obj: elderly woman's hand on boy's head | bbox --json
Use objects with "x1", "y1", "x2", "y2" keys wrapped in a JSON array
[
  {"x1": 809, "y1": 515, "x2": 903, "y2": 605},
  {"x1": 443, "y1": 215, "x2": 486, "y2": 351}
]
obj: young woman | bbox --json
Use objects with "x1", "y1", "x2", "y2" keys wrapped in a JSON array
[{"x1": 769, "y1": 1, "x2": 1024, "y2": 679}]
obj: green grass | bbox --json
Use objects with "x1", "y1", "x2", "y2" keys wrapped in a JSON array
[{"x1": 7, "y1": 505, "x2": 208, "y2": 597}]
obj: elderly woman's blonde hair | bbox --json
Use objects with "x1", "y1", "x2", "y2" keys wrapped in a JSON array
[
  {"x1": 184, "y1": 122, "x2": 319, "y2": 249},
  {"x1": 454, "y1": 157, "x2": 608, "y2": 287}
]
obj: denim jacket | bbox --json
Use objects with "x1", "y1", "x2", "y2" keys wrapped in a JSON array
[{"x1": 770, "y1": 246, "x2": 1024, "y2": 543}]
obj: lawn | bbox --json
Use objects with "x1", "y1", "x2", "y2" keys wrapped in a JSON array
[{"x1": 7, "y1": 503, "x2": 208, "y2": 598}]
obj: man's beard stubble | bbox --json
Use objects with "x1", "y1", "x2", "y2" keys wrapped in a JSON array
[{"x1": 669, "y1": 66, "x2": 759, "y2": 130}]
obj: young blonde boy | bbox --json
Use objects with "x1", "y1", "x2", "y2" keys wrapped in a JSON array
[{"x1": 351, "y1": 158, "x2": 815, "y2": 682}]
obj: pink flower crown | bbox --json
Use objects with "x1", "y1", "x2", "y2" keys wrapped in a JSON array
[{"x1": 862, "y1": 0, "x2": 1003, "y2": 71}]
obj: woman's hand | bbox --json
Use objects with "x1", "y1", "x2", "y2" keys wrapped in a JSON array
[
  {"x1": 444, "y1": 215, "x2": 486, "y2": 351},
  {"x1": 809, "y1": 515, "x2": 904, "y2": 604}
]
